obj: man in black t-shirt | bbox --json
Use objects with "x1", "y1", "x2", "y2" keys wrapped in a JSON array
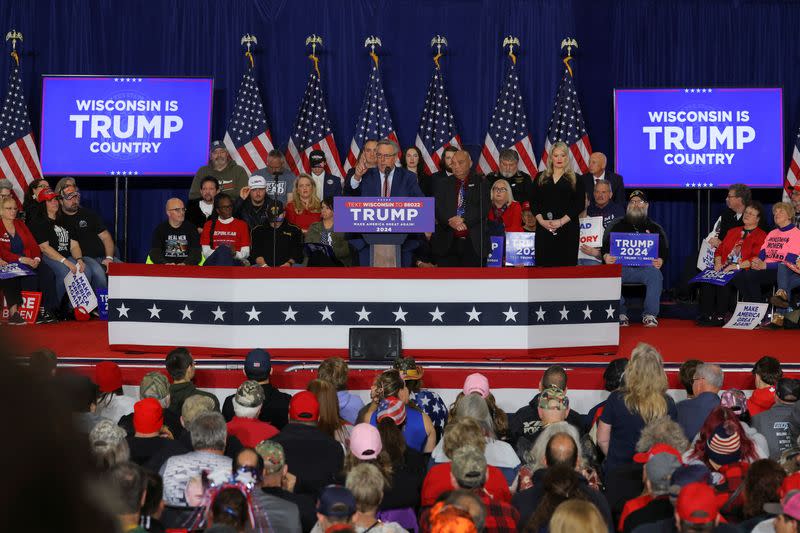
[
  {"x1": 58, "y1": 183, "x2": 119, "y2": 269},
  {"x1": 148, "y1": 198, "x2": 201, "y2": 265}
]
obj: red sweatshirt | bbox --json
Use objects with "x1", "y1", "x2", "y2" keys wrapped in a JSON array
[{"x1": 0, "y1": 219, "x2": 41, "y2": 262}]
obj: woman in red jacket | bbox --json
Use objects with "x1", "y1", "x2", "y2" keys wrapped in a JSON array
[
  {"x1": 696, "y1": 202, "x2": 767, "y2": 326},
  {"x1": 487, "y1": 179, "x2": 523, "y2": 234},
  {"x1": 0, "y1": 196, "x2": 58, "y2": 324}
]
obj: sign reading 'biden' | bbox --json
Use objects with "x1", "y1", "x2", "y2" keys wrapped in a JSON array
[
  {"x1": 334, "y1": 197, "x2": 434, "y2": 233},
  {"x1": 40, "y1": 77, "x2": 213, "y2": 176},
  {"x1": 614, "y1": 88, "x2": 783, "y2": 189}
]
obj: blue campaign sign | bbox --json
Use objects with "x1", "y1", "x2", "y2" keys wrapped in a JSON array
[
  {"x1": 40, "y1": 77, "x2": 213, "y2": 176},
  {"x1": 97, "y1": 289, "x2": 109, "y2": 321},
  {"x1": 610, "y1": 232, "x2": 659, "y2": 266},
  {"x1": 689, "y1": 268, "x2": 737, "y2": 286},
  {"x1": 487, "y1": 236, "x2": 504, "y2": 267},
  {"x1": 614, "y1": 88, "x2": 783, "y2": 188},
  {"x1": 505, "y1": 232, "x2": 535, "y2": 266}
]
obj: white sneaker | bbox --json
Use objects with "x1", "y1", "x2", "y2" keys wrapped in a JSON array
[
  {"x1": 643, "y1": 315, "x2": 659, "y2": 327},
  {"x1": 619, "y1": 314, "x2": 630, "y2": 327}
]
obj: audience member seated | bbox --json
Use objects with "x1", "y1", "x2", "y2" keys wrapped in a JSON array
[
  {"x1": 252, "y1": 149, "x2": 296, "y2": 206},
  {"x1": 343, "y1": 463, "x2": 410, "y2": 532},
  {"x1": 90, "y1": 418, "x2": 130, "y2": 470},
  {"x1": 286, "y1": 174, "x2": 323, "y2": 232},
  {"x1": 732, "y1": 202, "x2": 800, "y2": 307},
  {"x1": 678, "y1": 359, "x2": 703, "y2": 401},
  {"x1": 107, "y1": 461, "x2": 148, "y2": 533},
  {"x1": 0, "y1": 195, "x2": 58, "y2": 323},
  {"x1": 421, "y1": 446, "x2": 519, "y2": 532},
  {"x1": 206, "y1": 487, "x2": 249, "y2": 533},
  {"x1": 752, "y1": 378, "x2": 800, "y2": 461},
  {"x1": 138, "y1": 470, "x2": 166, "y2": 533},
  {"x1": 28, "y1": 347, "x2": 58, "y2": 380},
  {"x1": 678, "y1": 363, "x2": 723, "y2": 441},
  {"x1": 312, "y1": 485, "x2": 356, "y2": 533},
  {"x1": 253, "y1": 440, "x2": 315, "y2": 532},
  {"x1": 719, "y1": 388, "x2": 770, "y2": 459},
  {"x1": 126, "y1": 398, "x2": 184, "y2": 467},
  {"x1": 580, "y1": 180, "x2": 625, "y2": 265},
  {"x1": 94, "y1": 361, "x2": 136, "y2": 423},
  {"x1": 186, "y1": 176, "x2": 219, "y2": 233},
  {"x1": 226, "y1": 380, "x2": 279, "y2": 448},
  {"x1": 20, "y1": 178, "x2": 49, "y2": 222},
  {"x1": 580, "y1": 151, "x2": 625, "y2": 206},
  {"x1": 751, "y1": 356, "x2": 782, "y2": 416},
  {"x1": 250, "y1": 204, "x2": 304, "y2": 267},
  {"x1": 148, "y1": 198, "x2": 202, "y2": 265},
  {"x1": 58, "y1": 182, "x2": 120, "y2": 270},
  {"x1": 697, "y1": 201, "x2": 766, "y2": 326},
  {"x1": 686, "y1": 407, "x2": 761, "y2": 468},
  {"x1": 270, "y1": 391, "x2": 344, "y2": 498},
  {"x1": 486, "y1": 148, "x2": 533, "y2": 206},
  {"x1": 602, "y1": 190, "x2": 670, "y2": 327},
  {"x1": 376, "y1": 414, "x2": 428, "y2": 512},
  {"x1": 165, "y1": 347, "x2": 220, "y2": 415},
  {"x1": 510, "y1": 365, "x2": 585, "y2": 454},
  {"x1": 63, "y1": 373, "x2": 103, "y2": 433},
  {"x1": 317, "y1": 357, "x2": 364, "y2": 424},
  {"x1": 360, "y1": 369, "x2": 436, "y2": 454},
  {"x1": 674, "y1": 482, "x2": 738, "y2": 533},
  {"x1": 585, "y1": 358, "x2": 628, "y2": 436},
  {"x1": 222, "y1": 349, "x2": 290, "y2": 429},
  {"x1": 200, "y1": 193, "x2": 251, "y2": 266},
  {"x1": 188, "y1": 141, "x2": 249, "y2": 201},
  {"x1": 234, "y1": 174, "x2": 276, "y2": 230},
  {"x1": 304, "y1": 196, "x2": 353, "y2": 266},
  {"x1": 735, "y1": 459, "x2": 786, "y2": 530},
  {"x1": 518, "y1": 463, "x2": 593, "y2": 532},
  {"x1": 597, "y1": 343, "x2": 678, "y2": 475},
  {"x1": 421, "y1": 418, "x2": 512, "y2": 507},
  {"x1": 618, "y1": 445, "x2": 682, "y2": 532},
  {"x1": 30, "y1": 187, "x2": 104, "y2": 312},
  {"x1": 119, "y1": 371, "x2": 183, "y2": 439},
  {"x1": 307, "y1": 378, "x2": 351, "y2": 450},
  {"x1": 550, "y1": 499, "x2": 607, "y2": 533},
  {"x1": 512, "y1": 385, "x2": 573, "y2": 457},
  {"x1": 393, "y1": 356, "x2": 448, "y2": 441},
  {"x1": 487, "y1": 178, "x2": 523, "y2": 234},
  {"x1": 308, "y1": 149, "x2": 343, "y2": 201},
  {"x1": 160, "y1": 411, "x2": 232, "y2": 507}
]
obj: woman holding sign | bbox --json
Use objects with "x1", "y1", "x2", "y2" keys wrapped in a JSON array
[
  {"x1": 696, "y1": 202, "x2": 766, "y2": 326},
  {"x1": 531, "y1": 142, "x2": 586, "y2": 266}
]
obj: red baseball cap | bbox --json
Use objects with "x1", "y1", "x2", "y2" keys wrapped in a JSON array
[
  {"x1": 781, "y1": 472, "x2": 800, "y2": 497},
  {"x1": 633, "y1": 443, "x2": 683, "y2": 464},
  {"x1": 677, "y1": 483, "x2": 720, "y2": 524},
  {"x1": 133, "y1": 398, "x2": 164, "y2": 434},
  {"x1": 36, "y1": 188, "x2": 58, "y2": 202},
  {"x1": 95, "y1": 361, "x2": 123, "y2": 393},
  {"x1": 289, "y1": 390, "x2": 319, "y2": 421}
]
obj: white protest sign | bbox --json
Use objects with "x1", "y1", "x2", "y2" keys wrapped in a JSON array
[
  {"x1": 578, "y1": 216, "x2": 604, "y2": 261},
  {"x1": 64, "y1": 271, "x2": 98, "y2": 312},
  {"x1": 696, "y1": 238, "x2": 716, "y2": 270},
  {"x1": 723, "y1": 302, "x2": 768, "y2": 330}
]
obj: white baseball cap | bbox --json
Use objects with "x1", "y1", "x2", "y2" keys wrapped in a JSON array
[{"x1": 248, "y1": 175, "x2": 267, "y2": 189}]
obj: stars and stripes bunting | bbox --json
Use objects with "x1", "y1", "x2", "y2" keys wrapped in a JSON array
[
  {"x1": 477, "y1": 57, "x2": 538, "y2": 177},
  {"x1": 286, "y1": 60, "x2": 345, "y2": 178},
  {"x1": 538, "y1": 57, "x2": 592, "y2": 174},
  {"x1": 344, "y1": 53, "x2": 399, "y2": 173},
  {"x1": 415, "y1": 64, "x2": 461, "y2": 175},
  {"x1": 0, "y1": 50, "x2": 42, "y2": 204},
  {"x1": 783, "y1": 128, "x2": 800, "y2": 202},
  {"x1": 223, "y1": 58, "x2": 274, "y2": 174}
]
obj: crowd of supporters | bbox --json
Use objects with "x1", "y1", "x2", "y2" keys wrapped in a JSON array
[{"x1": 5, "y1": 344, "x2": 800, "y2": 533}]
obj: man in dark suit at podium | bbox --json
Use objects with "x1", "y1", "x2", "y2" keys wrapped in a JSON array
[
  {"x1": 346, "y1": 139, "x2": 423, "y2": 198},
  {"x1": 580, "y1": 152, "x2": 625, "y2": 206}
]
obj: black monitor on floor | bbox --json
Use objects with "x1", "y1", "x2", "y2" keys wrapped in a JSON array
[{"x1": 349, "y1": 328, "x2": 402, "y2": 362}]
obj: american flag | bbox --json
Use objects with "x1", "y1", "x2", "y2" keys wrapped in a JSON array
[
  {"x1": 344, "y1": 55, "x2": 399, "y2": 173},
  {"x1": 223, "y1": 64, "x2": 274, "y2": 174},
  {"x1": 477, "y1": 59, "x2": 538, "y2": 176},
  {"x1": 538, "y1": 60, "x2": 592, "y2": 174},
  {"x1": 286, "y1": 65, "x2": 345, "y2": 178},
  {"x1": 415, "y1": 66, "x2": 461, "y2": 175},
  {"x1": 783, "y1": 128, "x2": 800, "y2": 202},
  {"x1": 0, "y1": 52, "x2": 42, "y2": 204}
]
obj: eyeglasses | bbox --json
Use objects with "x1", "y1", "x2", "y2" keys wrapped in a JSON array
[
  {"x1": 492, "y1": 187, "x2": 508, "y2": 192},
  {"x1": 168, "y1": 207, "x2": 187, "y2": 213},
  {"x1": 727, "y1": 194, "x2": 739, "y2": 199},
  {"x1": 377, "y1": 153, "x2": 397, "y2": 159}
]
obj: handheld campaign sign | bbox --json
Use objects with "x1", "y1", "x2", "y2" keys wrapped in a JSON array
[
  {"x1": 610, "y1": 232, "x2": 659, "y2": 266},
  {"x1": 96, "y1": 289, "x2": 109, "y2": 321},
  {"x1": 689, "y1": 268, "x2": 737, "y2": 286},
  {"x1": 333, "y1": 197, "x2": 434, "y2": 233},
  {"x1": 614, "y1": 88, "x2": 783, "y2": 188},
  {"x1": 505, "y1": 232, "x2": 535, "y2": 266},
  {"x1": 2, "y1": 291, "x2": 41, "y2": 324},
  {"x1": 0, "y1": 262, "x2": 35, "y2": 279},
  {"x1": 487, "y1": 236, "x2": 504, "y2": 267},
  {"x1": 40, "y1": 76, "x2": 213, "y2": 176},
  {"x1": 724, "y1": 302, "x2": 768, "y2": 330},
  {"x1": 64, "y1": 271, "x2": 98, "y2": 312},
  {"x1": 578, "y1": 216, "x2": 604, "y2": 261}
]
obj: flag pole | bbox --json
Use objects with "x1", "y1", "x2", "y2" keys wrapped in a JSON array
[
  {"x1": 431, "y1": 35, "x2": 448, "y2": 70},
  {"x1": 305, "y1": 34, "x2": 323, "y2": 78},
  {"x1": 241, "y1": 33, "x2": 257, "y2": 68},
  {"x1": 4, "y1": 29, "x2": 22, "y2": 66},
  {"x1": 560, "y1": 37, "x2": 578, "y2": 77},
  {"x1": 364, "y1": 36, "x2": 382, "y2": 68},
  {"x1": 503, "y1": 35, "x2": 520, "y2": 65}
]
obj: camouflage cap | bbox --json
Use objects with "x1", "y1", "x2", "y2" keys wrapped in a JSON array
[
  {"x1": 89, "y1": 418, "x2": 127, "y2": 446},
  {"x1": 182, "y1": 394, "x2": 216, "y2": 423},
  {"x1": 139, "y1": 371, "x2": 170, "y2": 400},
  {"x1": 235, "y1": 380, "x2": 265, "y2": 408},
  {"x1": 255, "y1": 440, "x2": 286, "y2": 474},
  {"x1": 538, "y1": 385, "x2": 569, "y2": 410},
  {"x1": 450, "y1": 445, "x2": 487, "y2": 489},
  {"x1": 392, "y1": 357, "x2": 424, "y2": 381}
]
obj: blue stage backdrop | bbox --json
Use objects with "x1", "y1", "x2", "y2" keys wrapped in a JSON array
[{"x1": 0, "y1": 0, "x2": 796, "y2": 288}]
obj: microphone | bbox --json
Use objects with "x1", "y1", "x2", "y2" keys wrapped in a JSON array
[{"x1": 547, "y1": 212, "x2": 558, "y2": 235}]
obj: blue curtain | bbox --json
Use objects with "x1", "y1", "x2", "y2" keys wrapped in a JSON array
[{"x1": 0, "y1": 0, "x2": 795, "y2": 287}]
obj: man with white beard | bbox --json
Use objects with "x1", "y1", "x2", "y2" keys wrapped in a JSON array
[{"x1": 601, "y1": 190, "x2": 669, "y2": 327}]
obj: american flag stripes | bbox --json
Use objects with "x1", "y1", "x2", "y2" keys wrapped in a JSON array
[
  {"x1": 538, "y1": 60, "x2": 592, "y2": 174},
  {"x1": 783, "y1": 128, "x2": 800, "y2": 201},
  {"x1": 415, "y1": 66, "x2": 461, "y2": 175},
  {"x1": 0, "y1": 52, "x2": 42, "y2": 204},
  {"x1": 477, "y1": 59, "x2": 538, "y2": 176},
  {"x1": 223, "y1": 63, "x2": 274, "y2": 174},
  {"x1": 286, "y1": 64, "x2": 345, "y2": 178},
  {"x1": 344, "y1": 55, "x2": 399, "y2": 173}
]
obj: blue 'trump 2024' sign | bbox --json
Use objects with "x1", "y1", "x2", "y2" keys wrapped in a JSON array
[
  {"x1": 40, "y1": 77, "x2": 213, "y2": 176},
  {"x1": 614, "y1": 88, "x2": 783, "y2": 189}
]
